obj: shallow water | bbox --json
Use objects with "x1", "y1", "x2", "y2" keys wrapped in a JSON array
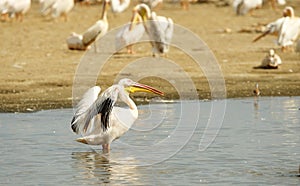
[{"x1": 0, "y1": 97, "x2": 299, "y2": 185}]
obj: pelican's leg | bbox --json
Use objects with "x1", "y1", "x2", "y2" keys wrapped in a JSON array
[
  {"x1": 102, "y1": 144, "x2": 110, "y2": 152},
  {"x1": 62, "y1": 13, "x2": 68, "y2": 22}
]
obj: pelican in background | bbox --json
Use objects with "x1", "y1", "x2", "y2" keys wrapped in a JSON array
[
  {"x1": 67, "y1": 0, "x2": 109, "y2": 51},
  {"x1": 277, "y1": 7, "x2": 300, "y2": 52},
  {"x1": 233, "y1": 0, "x2": 263, "y2": 16},
  {"x1": 133, "y1": 3, "x2": 174, "y2": 56},
  {"x1": 260, "y1": 49, "x2": 282, "y2": 68},
  {"x1": 1, "y1": 0, "x2": 31, "y2": 22},
  {"x1": 39, "y1": 0, "x2": 56, "y2": 16},
  {"x1": 140, "y1": 0, "x2": 163, "y2": 10},
  {"x1": 115, "y1": 7, "x2": 145, "y2": 53},
  {"x1": 71, "y1": 78, "x2": 164, "y2": 152},
  {"x1": 253, "y1": 6, "x2": 300, "y2": 51},
  {"x1": 51, "y1": 0, "x2": 74, "y2": 21},
  {"x1": 109, "y1": 0, "x2": 130, "y2": 13}
]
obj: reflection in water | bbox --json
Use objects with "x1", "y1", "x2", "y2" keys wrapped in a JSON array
[{"x1": 71, "y1": 151, "x2": 141, "y2": 185}]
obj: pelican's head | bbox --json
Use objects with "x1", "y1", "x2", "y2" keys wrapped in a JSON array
[
  {"x1": 119, "y1": 78, "x2": 164, "y2": 96},
  {"x1": 133, "y1": 3, "x2": 151, "y2": 22},
  {"x1": 283, "y1": 6, "x2": 294, "y2": 17},
  {"x1": 269, "y1": 49, "x2": 275, "y2": 57}
]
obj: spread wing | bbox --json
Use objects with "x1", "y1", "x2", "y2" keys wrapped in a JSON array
[
  {"x1": 71, "y1": 86, "x2": 101, "y2": 134},
  {"x1": 71, "y1": 85, "x2": 119, "y2": 134}
]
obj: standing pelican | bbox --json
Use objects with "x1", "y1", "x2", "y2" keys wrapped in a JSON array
[
  {"x1": 133, "y1": 3, "x2": 174, "y2": 56},
  {"x1": 3, "y1": 0, "x2": 31, "y2": 22},
  {"x1": 51, "y1": 0, "x2": 74, "y2": 21},
  {"x1": 110, "y1": 0, "x2": 130, "y2": 13},
  {"x1": 67, "y1": 0, "x2": 109, "y2": 51},
  {"x1": 277, "y1": 7, "x2": 300, "y2": 52},
  {"x1": 233, "y1": 0, "x2": 263, "y2": 16},
  {"x1": 252, "y1": 6, "x2": 300, "y2": 51},
  {"x1": 115, "y1": 7, "x2": 145, "y2": 53},
  {"x1": 71, "y1": 78, "x2": 164, "y2": 152}
]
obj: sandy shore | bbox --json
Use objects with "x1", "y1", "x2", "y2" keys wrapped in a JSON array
[{"x1": 1, "y1": 1, "x2": 300, "y2": 112}]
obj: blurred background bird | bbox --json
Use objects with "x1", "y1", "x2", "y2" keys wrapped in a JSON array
[
  {"x1": 133, "y1": 3, "x2": 174, "y2": 56},
  {"x1": 1, "y1": 0, "x2": 31, "y2": 22},
  {"x1": 67, "y1": 0, "x2": 109, "y2": 51},
  {"x1": 115, "y1": 5, "x2": 145, "y2": 54}
]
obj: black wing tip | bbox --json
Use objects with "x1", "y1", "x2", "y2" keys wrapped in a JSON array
[
  {"x1": 71, "y1": 116, "x2": 78, "y2": 133},
  {"x1": 98, "y1": 98, "x2": 114, "y2": 132}
]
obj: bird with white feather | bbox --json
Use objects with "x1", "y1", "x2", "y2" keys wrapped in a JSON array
[
  {"x1": 1, "y1": 0, "x2": 31, "y2": 22},
  {"x1": 132, "y1": 3, "x2": 174, "y2": 56},
  {"x1": 67, "y1": 0, "x2": 109, "y2": 51},
  {"x1": 109, "y1": 0, "x2": 130, "y2": 14},
  {"x1": 233, "y1": 0, "x2": 263, "y2": 16},
  {"x1": 115, "y1": 6, "x2": 145, "y2": 54},
  {"x1": 71, "y1": 78, "x2": 164, "y2": 152},
  {"x1": 253, "y1": 6, "x2": 300, "y2": 52},
  {"x1": 51, "y1": 0, "x2": 74, "y2": 21}
]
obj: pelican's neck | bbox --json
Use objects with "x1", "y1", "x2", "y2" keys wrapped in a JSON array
[{"x1": 101, "y1": 1, "x2": 108, "y2": 21}]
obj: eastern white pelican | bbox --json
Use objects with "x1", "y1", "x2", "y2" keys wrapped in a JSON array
[
  {"x1": 277, "y1": 7, "x2": 300, "y2": 51},
  {"x1": 109, "y1": 0, "x2": 130, "y2": 13},
  {"x1": 71, "y1": 78, "x2": 164, "y2": 152},
  {"x1": 67, "y1": 0, "x2": 109, "y2": 51},
  {"x1": 133, "y1": 3, "x2": 174, "y2": 56},
  {"x1": 261, "y1": 49, "x2": 282, "y2": 68},
  {"x1": 233, "y1": 0, "x2": 263, "y2": 16},
  {"x1": 115, "y1": 7, "x2": 145, "y2": 53},
  {"x1": 2, "y1": 0, "x2": 31, "y2": 22},
  {"x1": 252, "y1": 7, "x2": 289, "y2": 42},
  {"x1": 51, "y1": 0, "x2": 74, "y2": 21},
  {"x1": 0, "y1": 0, "x2": 8, "y2": 21},
  {"x1": 39, "y1": 0, "x2": 57, "y2": 16}
]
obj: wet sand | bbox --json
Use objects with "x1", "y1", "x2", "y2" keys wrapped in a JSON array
[{"x1": 1, "y1": 1, "x2": 300, "y2": 112}]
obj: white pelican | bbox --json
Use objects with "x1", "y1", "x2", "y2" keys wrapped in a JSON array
[
  {"x1": 39, "y1": 0, "x2": 57, "y2": 16},
  {"x1": 51, "y1": 0, "x2": 74, "y2": 21},
  {"x1": 277, "y1": 7, "x2": 300, "y2": 52},
  {"x1": 71, "y1": 78, "x2": 164, "y2": 152},
  {"x1": 133, "y1": 3, "x2": 174, "y2": 56},
  {"x1": 261, "y1": 49, "x2": 282, "y2": 68},
  {"x1": 233, "y1": 0, "x2": 263, "y2": 16},
  {"x1": 110, "y1": 0, "x2": 130, "y2": 13},
  {"x1": 2, "y1": 0, "x2": 31, "y2": 22},
  {"x1": 67, "y1": 0, "x2": 109, "y2": 51},
  {"x1": 252, "y1": 7, "x2": 288, "y2": 42},
  {"x1": 115, "y1": 7, "x2": 145, "y2": 53},
  {"x1": 0, "y1": 0, "x2": 8, "y2": 21}
]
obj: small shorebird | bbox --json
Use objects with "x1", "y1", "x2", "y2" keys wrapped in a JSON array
[
  {"x1": 253, "y1": 83, "x2": 260, "y2": 96},
  {"x1": 71, "y1": 78, "x2": 164, "y2": 152}
]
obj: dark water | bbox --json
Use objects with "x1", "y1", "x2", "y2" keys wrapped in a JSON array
[{"x1": 0, "y1": 97, "x2": 299, "y2": 185}]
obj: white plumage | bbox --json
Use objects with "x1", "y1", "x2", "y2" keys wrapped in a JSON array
[
  {"x1": 115, "y1": 9, "x2": 145, "y2": 53},
  {"x1": 51, "y1": 0, "x2": 74, "y2": 21},
  {"x1": 71, "y1": 78, "x2": 164, "y2": 152},
  {"x1": 253, "y1": 6, "x2": 300, "y2": 51},
  {"x1": 39, "y1": 0, "x2": 57, "y2": 16},
  {"x1": 110, "y1": 0, "x2": 130, "y2": 13},
  {"x1": 2, "y1": 0, "x2": 31, "y2": 22},
  {"x1": 67, "y1": 0, "x2": 109, "y2": 51},
  {"x1": 233, "y1": 0, "x2": 263, "y2": 15},
  {"x1": 134, "y1": 4, "x2": 174, "y2": 56},
  {"x1": 261, "y1": 49, "x2": 282, "y2": 68}
]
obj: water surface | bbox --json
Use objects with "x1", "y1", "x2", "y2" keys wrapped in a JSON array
[{"x1": 0, "y1": 97, "x2": 299, "y2": 185}]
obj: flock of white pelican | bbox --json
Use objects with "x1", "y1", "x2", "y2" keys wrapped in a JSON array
[{"x1": 1, "y1": 0, "x2": 300, "y2": 151}]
